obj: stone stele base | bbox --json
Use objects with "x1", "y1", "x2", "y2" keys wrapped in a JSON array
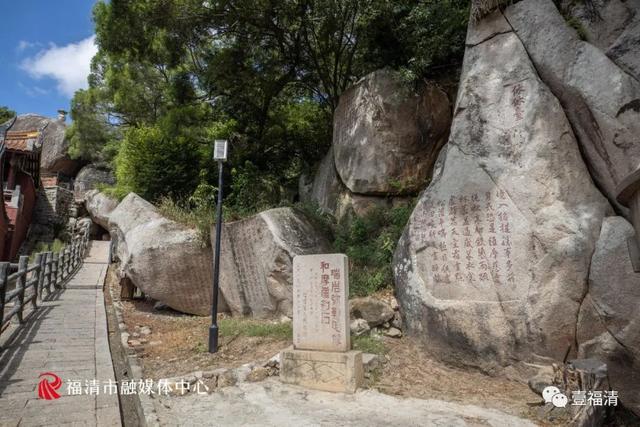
[{"x1": 280, "y1": 346, "x2": 364, "y2": 393}]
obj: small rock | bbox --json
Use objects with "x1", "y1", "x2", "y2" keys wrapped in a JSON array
[
  {"x1": 384, "y1": 327, "x2": 402, "y2": 338},
  {"x1": 527, "y1": 365, "x2": 555, "y2": 395},
  {"x1": 362, "y1": 353, "x2": 382, "y2": 372},
  {"x1": 350, "y1": 297, "x2": 394, "y2": 327},
  {"x1": 131, "y1": 332, "x2": 140, "y2": 338},
  {"x1": 154, "y1": 301, "x2": 169, "y2": 311},
  {"x1": 391, "y1": 312, "x2": 402, "y2": 330},
  {"x1": 382, "y1": 322, "x2": 390, "y2": 329},
  {"x1": 389, "y1": 296, "x2": 399, "y2": 311},
  {"x1": 279, "y1": 315, "x2": 292, "y2": 324},
  {"x1": 139, "y1": 326, "x2": 152, "y2": 335},
  {"x1": 194, "y1": 371, "x2": 204, "y2": 380},
  {"x1": 350, "y1": 318, "x2": 370, "y2": 336},
  {"x1": 264, "y1": 353, "x2": 281, "y2": 368},
  {"x1": 217, "y1": 369, "x2": 237, "y2": 388},
  {"x1": 246, "y1": 367, "x2": 270, "y2": 382},
  {"x1": 128, "y1": 339, "x2": 141, "y2": 347}
]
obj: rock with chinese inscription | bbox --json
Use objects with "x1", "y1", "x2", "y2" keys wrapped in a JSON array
[
  {"x1": 293, "y1": 254, "x2": 350, "y2": 352},
  {"x1": 577, "y1": 217, "x2": 640, "y2": 416},
  {"x1": 393, "y1": 11, "x2": 610, "y2": 372},
  {"x1": 333, "y1": 69, "x2": 451, "y2": 195},
  {"x1": 108, "y1": 192, "x2": 227, "y2": 316},
  {"x1": 504, "y1": 0, "x2": 640, "y2": 214},
  {"x1": 212, "y1": 208, "x2": 332, "y2": 318},
  {"x1": 84, "y1": 190, "x2": 118, "y2": 229}
]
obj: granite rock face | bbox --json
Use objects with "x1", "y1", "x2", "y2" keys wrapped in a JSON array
[
  {"x1": 74, "y1": 165, "x2": 115, "y2": 199},
  {"x1": 4, "y1": 114, "x2": 79, "y2": 175},
  {"x1": 577, "y1": 217, "x2": 640, "y2": 415},
  {"x1": 108, "y1": 193, "x2": 224, "y2": 315},
  {"x1": 504, "y1": 0, "x2": 640, "y2": 213},
  {"x1": 333, "y1": 69, "x2": 451, "y2": 196},
  {"x1": 84, "y1": 190, "x2": 118, "y2": 229},
  {"x1": 393, "y1": 11, "x2": 609, "y2": 371},
  {"x1": 211, "y1": 207, "x2": 331, "y2": 318}
]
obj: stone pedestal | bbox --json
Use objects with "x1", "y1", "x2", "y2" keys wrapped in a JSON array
[{"x1": 280, "y1": 346, "x2": 363, "y2": 393}]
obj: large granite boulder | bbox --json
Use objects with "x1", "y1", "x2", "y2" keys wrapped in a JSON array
[
  {"x1": 108, "y1": 193, "x2": 223, "y2": 315},
  {"x1": 4, "y1": 114, "x2": 79, "y2": 175},
  {"x1": 212, "y1": 207, "x2": 331, "y2": 318},
  {"x1": 84, "y1": 190, "x2": 118, "y2": 229},
  {"x1": 504, "y1": 0, "x2": 640, "y2": 213},
  {"x1": 74, "y1": 164, "x2": 115, "y2": 199},
  {"x1": 393, "y1": 12, "x2": 610, "y2": 372},
  {"x1": 333, "y1": 69, "x2": 451, "y2": 196},
  {"x1": 558, "y1": 0, "x2": 640, "y2": 80},
  {"x1": 577, "y1": 217, "x2": 640, "y2": 415}
]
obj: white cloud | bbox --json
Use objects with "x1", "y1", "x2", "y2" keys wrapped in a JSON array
[
  {"x1": 21, "y1": 36, "x2": 98, "y2": 97},
  {"x1": 16, "y1": 40, "x2": 40, "y2": 52}
]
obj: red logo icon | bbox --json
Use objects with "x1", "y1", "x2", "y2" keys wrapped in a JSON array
[{"x1": 38, "y1": 372, "x2": 62, "y2": 400}]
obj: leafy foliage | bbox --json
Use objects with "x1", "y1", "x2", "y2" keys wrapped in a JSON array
[
  {"x1": 0, "y1": 106, "x2": 16, "y2": 123},
  {"x1": 68, "y1": 0, "x2": 469, "y2": 211},
  {"x1": 334, "y1": 203, "x2": 414, "y2": 297}
]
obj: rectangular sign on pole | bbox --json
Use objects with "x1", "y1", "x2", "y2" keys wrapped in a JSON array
[{"x1": 213, "y1": 139, "x2": 228, "y2": 161}]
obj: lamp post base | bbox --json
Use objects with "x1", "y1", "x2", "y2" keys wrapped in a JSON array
[{"x1": 208, "y1": 324, "x2": 219, "y2": 353}]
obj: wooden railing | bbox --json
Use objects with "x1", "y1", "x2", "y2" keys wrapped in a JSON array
[{"x1": 0, "y1": 224, "x2": 91, "y2": 338}]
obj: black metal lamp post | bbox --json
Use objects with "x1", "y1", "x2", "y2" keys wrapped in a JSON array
[{"x1": 209, "y1": 139, "x2": 228, "y2": 353}]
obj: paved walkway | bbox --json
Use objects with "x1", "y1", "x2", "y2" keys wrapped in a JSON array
[{"x1": 0, "y1": 241, "x2": 121, "y2": 427}]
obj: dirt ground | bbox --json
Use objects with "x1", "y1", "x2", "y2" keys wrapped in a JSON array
[{"x1": 107, "y1": 270, "x2": 559, "y2": 424}]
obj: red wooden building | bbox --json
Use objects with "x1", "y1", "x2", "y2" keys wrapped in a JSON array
[{"x1": 0, "y1": 123, "x2": 43, "y2": 261}]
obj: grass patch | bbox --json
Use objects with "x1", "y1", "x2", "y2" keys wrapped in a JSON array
[
  {"x1": 218, "y1": 318, "x2": 293, "y2": 340},
  {"x1": 156, "y1": 197, "x2": 215, "y2": 246},
  {"x1": 352, "y1": 334, "x2": 386, "y2": 355},
  {"x1": 334, "y1": 203, "x2": 414, "y2": 297},
  {"x1": 30, "y1": 239, "x2": 66, "y2": 262}
]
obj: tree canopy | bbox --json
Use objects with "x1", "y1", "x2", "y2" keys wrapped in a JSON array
[
  {"x1": 0, "y1": 106, "x2": 16, "y2": 124},
  {"x1": 69, "y1": 0, "x2": 470, "y2": 212}
]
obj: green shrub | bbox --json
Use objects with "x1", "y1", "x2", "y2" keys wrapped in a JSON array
[
  {"x1": 334, "y1": 203, "x2": 414, "y2": 297},
  {"x1": 352, "y1": 334, "x2": 387, "y2": 355},
  {"x1": 157, "y1": 197, "x2": 215, "y2": 247}
]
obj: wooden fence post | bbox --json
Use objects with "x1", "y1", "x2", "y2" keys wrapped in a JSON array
[
  {"x1": 16, "y1": 256, "x2": 28, "y2": 323},
  {"x1": 34, "y1": 253, "x2": 43, "y2": 303},
  {"x1": 0, "y1": 263, "x2": 8, "y2": 331},
  {"x1": 45, "y1": 252, "x2": 52, "y2": 294}
]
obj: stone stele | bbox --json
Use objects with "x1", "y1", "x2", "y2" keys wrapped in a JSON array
[
  {"x1": 292, "y1": 253, "x2": 350, "y2": 352},
  {"x1": 283, "y1": 253, "x2": 363, "y2": 393}
]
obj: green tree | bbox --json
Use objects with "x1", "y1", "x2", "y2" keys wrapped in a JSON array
[
  {"x1": 0, "y1": 106, "x2": 16, "y2": 123},
  {"x1": 69, "y1": 0, "x2": 470, "y2": 212}
]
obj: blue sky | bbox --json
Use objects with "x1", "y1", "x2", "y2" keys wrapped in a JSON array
[{"x1": 0, "y1": 1, "x2": 98, "y2": 119}]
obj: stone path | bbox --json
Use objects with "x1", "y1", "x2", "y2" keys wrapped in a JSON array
[
  {"x1": 0, "y1": 241, "x2": 121, "y2": 427},
  {"x1": 156, "y1": 378, "x2": 537, "y2": 427}
]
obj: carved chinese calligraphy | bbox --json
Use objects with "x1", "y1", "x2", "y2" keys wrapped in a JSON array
[
  {"x1": 293, "y1": 254, "x2": 349, "y2": 352},
  {"x1": 411, "y1": 189, "x2": 516, "y2": 288}
]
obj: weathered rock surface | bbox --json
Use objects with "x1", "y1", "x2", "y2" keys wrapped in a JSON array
[
  {"x1": 74, "y1": 164, "x2": 115, "y2": 199},
  {"x1": 349, "y1": 297, "x2": 394, "y2": 327},
  {"x1": 108, "y1": 193, "x2": 223, "y2": 315},
  {"x1": 504, "y1": 0, "x2": 640, "y2": 213},
  {"x1": 84, "y1": 190, "x2": 118, "y2": 229},
  {"x1": 4, "y1": 114, "x2": 79, "y2": 175},
  {"x1": 333, "y1": 69, "x2": 451, "y2": 195},
  {"x1": 577, "y1": 217, "x2": 640, "y2": 415},
  {"x1": 212, "y1": 207, "x2": 331, "y2": 318},
  {"x1": 393, "y1": 12, "x2": 609, "y2": 371}
]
